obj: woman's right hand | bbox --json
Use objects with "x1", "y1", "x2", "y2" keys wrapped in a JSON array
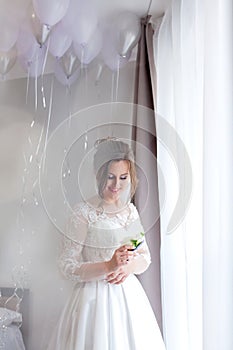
[{"x1": 105, "y1": 245, "x2": 133, "y2": 273}]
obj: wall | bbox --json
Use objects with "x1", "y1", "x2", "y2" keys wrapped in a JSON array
[{"x1": 0, "y1": 60, "x2": 136, "y2": 349}]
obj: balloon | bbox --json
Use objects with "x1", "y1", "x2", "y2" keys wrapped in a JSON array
[
  {"x1": 31, "y1": 14, "x2": 51, "y2": 46},
  {"x1": 114, "y1": 12, "x2": 141, "y2": 57},
  {"x1": 103, "y1": 50, "x2": 131, "y2": 72},
  {"x1": 55, "y1": 55, "x2": 80, "y2": 86},
  {"x1": 73, "y1": 27, "x2": 102, "y2": 65},
  {"x1": 49, "y1": 22, "x2": 72, "y2": 58},
  {"x1": 62, "y1": 0, "x2": 98, "y2": 46},
  {"x1": 18, "y1": 19, "x2": 50, "y2": 78},
  {"x1": 0, "y1": 46, "x2": 17, "y2": 76},
  {"x1": 32, "y1": 0, "x2": 70, "y2": 26},
  {"x1": 17, "y1": 23, "x2": 41, "y2": 63},
  {"x1": 0, "y1": 15, "x2": 19, "y2": 52},
  {"x1": 19, "y1": 44, "x2": 46, "y2": 78},
  {"x1": 27, "y1": 5, "x2": 51, "y2": 45},
  {"x1": 102, "y1": 27, "x2": 131, "y2": 71},
  {"x1": 60, "y1": 48, "x2": 80, "y2": 78}
]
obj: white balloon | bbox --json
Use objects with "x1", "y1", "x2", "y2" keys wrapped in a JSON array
[
  {"x1": 32, "y1": 0, "x2": 70, "y2": 26},
  {"x1": 62, "y1": 0, "x2": 98, "y2": 46},
  {"x1": 73, "y1": 28, "x2": 102, "y2": 65},
  {"x1": 102, "y1": 26, "x2": 131, "y2": 71},
  {"x1": 17, "y1": 23, "x2": 41, "y2": 63},
  {"x1": 19, "y1": 45, "x2": 46, "y2": 78},
  {"x1": 18, "y1": 9, "x2": 51, "y2": 74},
  {"x1": 49, "y1": 22, "x2": 72, "y2": 58}
]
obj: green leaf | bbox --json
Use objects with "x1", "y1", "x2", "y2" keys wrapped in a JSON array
[{"x1": 129, "y1": 233, "x2": 145, "y2": 248}]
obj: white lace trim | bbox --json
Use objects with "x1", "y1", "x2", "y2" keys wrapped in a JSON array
[{"x1": 71, "y1": 202, "x2": 138, "y2": 228}]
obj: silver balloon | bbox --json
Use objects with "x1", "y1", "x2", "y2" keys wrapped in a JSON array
[
  {"x1": 102, "y1": 27, "x2": 131, "y2": 71},
  {"x1": 55, "y1": 58, "x2": 80, "y2": 86},
  {"x1": 114, "y1": 12, "x2": 141, "y2": 58},
  {"x1": 60, "y1": 48, "x2": 80, "y2": 78},
  {"x1": 29, "y1": 5, "x2": 51, "y2": 46},
  {"x1": 39, "y1": 23, "x2": 51, "y2": 46},
  {"x1": 0, "y1": 45, "x2": 17, "y2": 76}
]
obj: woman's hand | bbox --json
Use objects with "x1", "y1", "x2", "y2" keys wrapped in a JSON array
[
  {"x1": 106, "y1": 266, "x2": 130, "y2": 285},
  {"x1": 105, "y1": 245, "x2": 133, "y2": 272},
  {"x1": 105, "y1": 244, "x2": 135, "y2": 284}
]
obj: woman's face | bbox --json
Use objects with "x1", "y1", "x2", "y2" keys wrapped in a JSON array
[{"x1": 102, "y1": 160, "x2": 131, "y2": 203}]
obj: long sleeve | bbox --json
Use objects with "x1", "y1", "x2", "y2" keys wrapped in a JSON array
[
  {"x1": 58, "y1": 237, "x2": 109, "y2": 282},
  {"x1": 119, "y1": 204, "x2": 152, "y2": 275},
  {"x1": 58, "y1": 205, "x2": 109, "y2": 282},
  {"x1": 127, "y1": 240, "x2": 151, "y2": 275}
]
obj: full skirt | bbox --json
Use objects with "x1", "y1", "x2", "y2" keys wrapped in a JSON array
[{"x1": 47, "y1": 275, "x2": 166, "y2": 350}]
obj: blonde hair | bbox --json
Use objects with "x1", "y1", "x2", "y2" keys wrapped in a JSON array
[{"x1": 94, "y1": 139, "x2": 138, "y2": 199}]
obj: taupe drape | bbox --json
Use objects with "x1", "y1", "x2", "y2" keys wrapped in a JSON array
[{"x1": 132, "y1": 16, "x2": 162, "y2": 333}]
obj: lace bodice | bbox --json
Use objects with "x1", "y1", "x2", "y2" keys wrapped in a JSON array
[{"x1": 59, "y1": 202, "x2": 150, "y2": 282}]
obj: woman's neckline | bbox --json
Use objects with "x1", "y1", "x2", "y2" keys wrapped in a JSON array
[{"x1": 85, "y1": 196, "x2": 132, "y2": 217}]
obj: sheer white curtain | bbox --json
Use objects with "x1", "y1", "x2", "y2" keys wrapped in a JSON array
[{"x1": 154, "y1": 0, "x2": 233, "y2": 350}]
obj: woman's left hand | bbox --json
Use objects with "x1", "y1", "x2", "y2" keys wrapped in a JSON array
[{"x1": 106, "y1": 266, "x2": 130, "y2": 285}]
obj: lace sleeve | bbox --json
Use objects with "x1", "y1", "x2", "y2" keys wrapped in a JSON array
[
  {"x1": 58, "y1": 237, "x2": 85, "y2": 282},
  {"x1": 58, "y1": 203, "x2": 109, "y2": 282},
  {"x1": 127, "y1": 204, "x2": 152, "y2": 275},
  {"x1": 131, "y1": 239, "x2": 151, "y2": 275}
]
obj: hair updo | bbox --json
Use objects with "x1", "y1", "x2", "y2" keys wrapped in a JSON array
[{"x1": 93, "y1": 138, "x2": 138, "y2": 199}]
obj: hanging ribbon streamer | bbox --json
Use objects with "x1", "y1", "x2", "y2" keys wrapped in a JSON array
[
  {"x1": 40, "y1": 36, "x2": 50, "y2": 109},
  {"x1": 42, "y1": 74, "x2": 54, "y2": 173},
  {"x1": 14, "y1": 128, "x2": 40, "y2": 293},
  {"x1": 84, "y1": 131, "x2": 88, "y2": 151},
  {"x1": 115, "y1": 57, "x2": 120, "y2": 102},
  {"x1": 62, "y1": 85, "x2": 73, "y2": 181},
  {"x1": 34, "y1": 57, "x2": 38, "y2": 110},
  {"x1": 26, "y1": 68, "x2": 30, "y2": 105}
]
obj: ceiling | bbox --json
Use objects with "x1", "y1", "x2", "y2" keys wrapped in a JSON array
[
  {"x1": 2, "y1": 0, "x2": 171, "y2": 80},
  {"x1": 95, "y1": 0, "x2": 170, "y2": 19}
]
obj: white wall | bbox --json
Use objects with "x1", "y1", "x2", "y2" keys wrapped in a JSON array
[{"x1": 0, "y1": 60, "x2": 136, "y2": 349}]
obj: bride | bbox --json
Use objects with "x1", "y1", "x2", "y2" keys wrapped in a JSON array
[{"x1": 47, "y1": 138, "x2": 166, "y2": 350}]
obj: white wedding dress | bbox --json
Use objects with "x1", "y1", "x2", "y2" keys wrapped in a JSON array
[{"x1": 47, "y1": 202, "x2": 165, "y2": 350}]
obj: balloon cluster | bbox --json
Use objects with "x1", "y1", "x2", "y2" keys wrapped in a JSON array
[{"x1": 0, "y1": 0, "x2": 141, "y2": 85}]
